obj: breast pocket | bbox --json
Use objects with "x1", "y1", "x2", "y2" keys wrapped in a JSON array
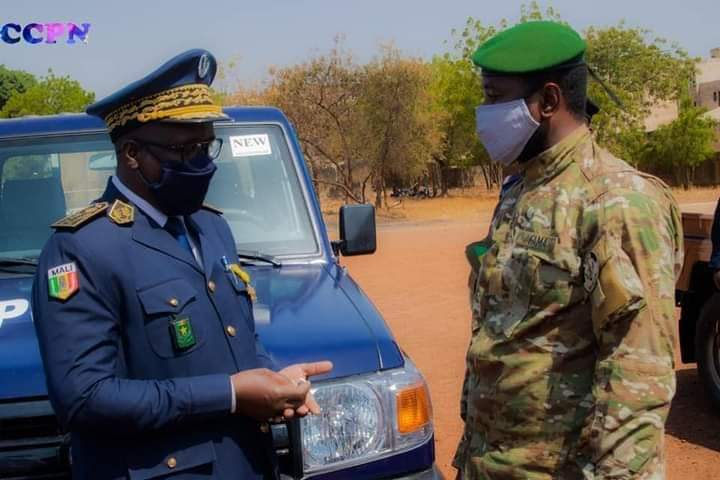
[
  {"x1": 488, "y1": 245, "x2": 581, "y2": 339},
  {"x1": 137, "y1": 278, "x2": 206, "y2": 359},
  {"x1": 528, "y1": 246, "x2": 582, "y2": 311}
]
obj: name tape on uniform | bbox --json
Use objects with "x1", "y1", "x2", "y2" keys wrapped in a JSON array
[{"x1": 230, "y1": 134, "x2": 272, "y2": 157}]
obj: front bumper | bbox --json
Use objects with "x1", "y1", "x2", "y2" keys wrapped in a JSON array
[
  {"x1": 0, "y1": 398, "x2": 70, "y2": 480},
  {"x1": 393, "y1": 464, "x2": 444, "y2": 479}
]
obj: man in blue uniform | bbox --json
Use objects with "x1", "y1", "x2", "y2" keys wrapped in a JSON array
[{"x1": 32, "y1": 49, "x2": 331, "y2": 479}]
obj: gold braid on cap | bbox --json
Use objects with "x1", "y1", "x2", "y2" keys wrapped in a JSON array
[{"x1": 104, "y1": 83, "x2": 223, "y2": 132}]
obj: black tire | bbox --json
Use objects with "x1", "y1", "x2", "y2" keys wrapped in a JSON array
[{"x1": 695, "y1": 292, "x2": 720, "y2": 410}]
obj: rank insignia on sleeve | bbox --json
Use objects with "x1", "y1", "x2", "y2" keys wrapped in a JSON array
[
  {"x1": 48, "y1": 262, "x2": 79, "y2": 301},
  {"x1": 583, "y1": 252, "x2": 599, "y2": 293},
  {"x1": 170, "y1": 315, "x2": 196, "y2": 350},
  {"x1": 108, "y1": 199, "x2": 135, "y2": 225}
]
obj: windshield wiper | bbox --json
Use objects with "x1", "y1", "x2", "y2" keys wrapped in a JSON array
[
  {"x1": 236, "y1": 250, "x2": 282, "y2": 267},
  {"x1": 0, "y1": 257, "x2": 38, "y2": 266},
  {"x1": 0, "y1": 257, "x2": 38, "y2": 273}
]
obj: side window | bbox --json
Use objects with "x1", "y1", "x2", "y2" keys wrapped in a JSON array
[
  {"x1": 59, "y1": 150, "x2": 115, "y2": 212},
  {"x1": 1, "y1": 154, "x2": 56, "y2": 181}
]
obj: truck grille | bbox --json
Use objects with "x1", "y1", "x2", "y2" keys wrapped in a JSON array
[{"x1": 0, "y1": 398, "x2": 70, "y2": 480}]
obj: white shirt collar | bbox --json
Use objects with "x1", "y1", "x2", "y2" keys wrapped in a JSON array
[{"x1": 111, "y1": 175, "x2": 168, "y2": 227}]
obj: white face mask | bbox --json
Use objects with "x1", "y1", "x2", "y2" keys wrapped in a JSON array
[{"x1": 475, "y1": 99, "x2": 540, "y2": 166}]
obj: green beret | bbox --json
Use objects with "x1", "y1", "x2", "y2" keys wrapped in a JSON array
[{"x1": 472, "y1": 21, "x2": 586, "y2": 74}]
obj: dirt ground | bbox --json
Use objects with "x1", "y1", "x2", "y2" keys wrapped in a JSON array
[{"x1": 336, "y1": 188, "x2": 720, "y2": 480}]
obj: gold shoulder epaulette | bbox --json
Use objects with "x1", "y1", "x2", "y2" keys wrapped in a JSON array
[
  {"x1": 51, "y1": 202, "x2": 109, "y2": 230},
  {"x1": 201, "y1": 203, "x2": 223, "y2": 215}
]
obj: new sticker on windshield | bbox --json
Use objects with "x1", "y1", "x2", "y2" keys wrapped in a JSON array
[{"x1": 230, "y1": 134, "x2": 272, "y2": 157}]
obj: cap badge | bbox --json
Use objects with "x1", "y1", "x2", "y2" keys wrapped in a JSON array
[{"x1": 198, "y1": 53, "x2": 211, "y2": 79}]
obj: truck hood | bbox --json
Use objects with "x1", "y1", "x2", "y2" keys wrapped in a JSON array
[
  {"x1": 0, "y1": 263, "x2": 402, "y2": 400},
  {"x1": 249, "y1": 263, "x2": 403, "y2": 379}
]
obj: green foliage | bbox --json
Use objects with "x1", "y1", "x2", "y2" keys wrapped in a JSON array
[
  {"x1": 358, "y1": 46, "x2": 440, "y2": 206},
  {"x1": 585, "y1": 24, "x2": 695, "y2": 162},
  {"x1": 428, "y1": 56, "x2": 483, "y2": 168},
  {"x1": 641, "y1": 97, "x2": 718, "y2": 188},
  {"x1": 0, "y1": 65, "x2": 37, "y2": 111},
  {"x1": 0, "y1": 72, "x2": 95, "y2": 118}
]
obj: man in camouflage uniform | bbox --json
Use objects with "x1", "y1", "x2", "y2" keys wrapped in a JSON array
[{"x1": 454, "y1": 21, "x2": 683, "y2": 479}]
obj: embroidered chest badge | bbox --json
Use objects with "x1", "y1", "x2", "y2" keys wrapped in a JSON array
[
  {"x1": 170, "y1": 315, "x2": 196, "y2": 350},
  {"x1": 47, "y1": 262, "x2": 79, "y2": 301}
]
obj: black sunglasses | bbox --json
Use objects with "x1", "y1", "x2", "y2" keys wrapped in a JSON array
[{"x1": 137, "y1": 138, "x2": 224, "y2": 163}]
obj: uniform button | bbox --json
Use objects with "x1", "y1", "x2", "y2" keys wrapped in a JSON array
[
  {"x1": 168, "y1": 298, "x2": 179, "y2": 307},
  {"x1": 260, "y1": 422, "x2": 270, "y2": 433},
  {"x1": 166, "y1": 457, "x2": 177, "y2": 469},
  {"x1": 208, "y1": 281, "x2": 216, "y2": 293},
  {"x1": 226, "y1": 325, "x2": 236, "y2": 337}
]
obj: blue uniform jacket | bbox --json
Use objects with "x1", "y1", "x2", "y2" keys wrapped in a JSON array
[{"x1": 32, "y1": 181, "x2": 277, "y2": 480}]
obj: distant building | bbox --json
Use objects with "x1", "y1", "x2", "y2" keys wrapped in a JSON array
[
  {"x1": 695, "y1": 48, "x2": 720, "y2": 113},
  {"x1": 645, "y1": 49, "x2": 720, "y2": 185}
]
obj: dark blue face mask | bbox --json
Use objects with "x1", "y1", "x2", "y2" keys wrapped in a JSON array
[{"x1": 138, "y1": 150, "x2": 217, "y2": 217}]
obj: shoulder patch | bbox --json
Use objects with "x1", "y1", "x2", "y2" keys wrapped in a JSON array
[
  {"x1": 51, "y1": 202, "x2": 109, "y2": 230},
  {"x1": 48, "y1": 262, "x2": 79, "y2": 301},
  {"x1": 201, "y1": 203, "x2": 223, "y2": 215},
  {"x1": 108, "y1": 199, "x2": 135, "y2": 225}
]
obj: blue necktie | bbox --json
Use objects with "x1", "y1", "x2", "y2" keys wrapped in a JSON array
[{"x1": 165, "y1": 217, "x2": 193, "y2": 254}]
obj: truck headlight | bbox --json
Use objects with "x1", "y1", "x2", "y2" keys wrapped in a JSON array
[{"x1": 301, "y1": 359, "x2": 433, "y2": 475}]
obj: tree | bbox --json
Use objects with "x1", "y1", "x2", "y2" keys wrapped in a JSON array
[
  {"x1": 585, "y1": 24, "x2": 695, "y2": 162},
  {"x1": 0, "y1": 65, "x2": 37, "y2": 111},
  {"x1": 357, "y1": 46, "x2": 440, "y2": 207},
  {"x1": 261, "y1": 39, "x2": 365, "y2": 203},
  {"x1": 641, "y1": 97, "x2": 718, "y2": 189},
  {"x1": 428, "y1": 55, "x2": 489, "y2": 194},
  {"x1": 0, "y1": 72, "x2": 95, "y2": 118}
]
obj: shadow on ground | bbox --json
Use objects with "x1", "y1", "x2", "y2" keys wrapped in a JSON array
[{"x1": 666, "y1": 367, "x2": 720, "y2": 451}]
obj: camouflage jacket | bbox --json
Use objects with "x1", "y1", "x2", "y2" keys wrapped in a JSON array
[{"x1": 454, "y1": 127, "x2": 683, "y2": 480}]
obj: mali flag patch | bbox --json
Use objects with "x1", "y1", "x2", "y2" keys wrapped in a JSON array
[{"x1": 48, "y1": 262, "x2": 79, "y2": 301}]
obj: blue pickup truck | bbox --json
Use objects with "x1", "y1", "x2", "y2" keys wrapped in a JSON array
[{"x1": 0, "y1": 107, "x2": 440, "y2": 479}]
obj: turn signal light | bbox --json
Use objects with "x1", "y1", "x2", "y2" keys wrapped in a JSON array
[{"x1": 396, "y1": 383, "x2": 430, "y2": 434}]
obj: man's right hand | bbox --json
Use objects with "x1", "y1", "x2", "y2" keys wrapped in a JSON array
[{"x1": 230, "y1": 368, "x2": 310, "y2": 420}]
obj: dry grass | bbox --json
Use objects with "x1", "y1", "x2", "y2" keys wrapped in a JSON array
[{"x1": 320, "y1": 186, "x2": 720, "y2": 226}]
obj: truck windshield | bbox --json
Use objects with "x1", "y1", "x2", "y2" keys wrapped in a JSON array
[{"x1": 0, "y1": 124, "x2": 318, "y2": 261}]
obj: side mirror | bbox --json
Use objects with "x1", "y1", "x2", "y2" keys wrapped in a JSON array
[{"x1": 335, "y1": 204, "x2": 376, "y2": 256}]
